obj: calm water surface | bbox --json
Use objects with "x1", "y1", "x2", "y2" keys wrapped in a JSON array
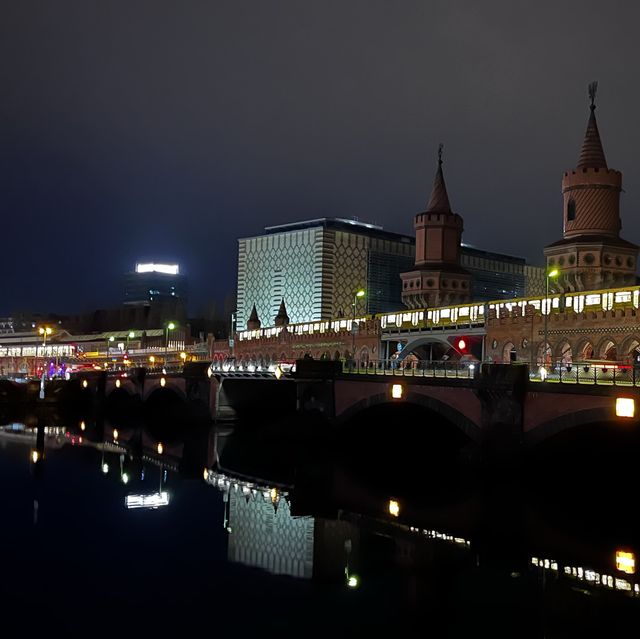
[{"x1": 1, "y1": 417, "x2": 639, "y2": 638}]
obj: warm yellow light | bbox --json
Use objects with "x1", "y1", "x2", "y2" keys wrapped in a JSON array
[
  {"x1": 149, "y1": 356, "x2": 155, "y2": 364},
  {"x1": 270, "y1": 487, "x2": 278, "y2": 503},
  {"x1": 31, "y1": 450, "x2": 40, "y2": 464},
  {"x1": 356, "y1": 290, "x2": 365, "y2": 298},
  {"x1": 347, "y1": 575, "x2": 359, "y2": 588},
  {"x1": 203, "y1": 468, "x2": 209, "y2": 481},
  {"x1": 115, "y1": 379, "x2": 121, "y2": 388},
  {"x1": 80, "y1": 421, "x2": 86, "y2": 431},
  {"x1": 391, "y1": 384, "x2": 403, "y2": 399},
  {"x1": 274, "y1": 365, "x2": 283, "y2": 380},
  {"x1": 548, "y1": 269, "x2": 559, "y2": 278},
  {"x1": 128, "y1": 331, "x2": 135, "y2": 339},
  {"x1": 616, "y1": 397, "x2": 635, "y2": 418},
  {"x1": 160, "y1": 377, "x2": 166, "y2": 387},
  {"x1": 388, "y1": 499, "x2": 400, "y2": 517},
  {"x1": 82, "y1": 379, "x2": 88, "y2": 388},
  {"x1": 180, "y1": 352, "x2": 187, "y2": 360},
  {"x1": 167, "y1": 322, "x2": 176, "y2": 330},
  {"x1": 616, "y1": 550, "x2": 636, "y2": 574},
  {"x1": 113, "y1": 428, "x2": 119, "y2": 441},
  {"x1": 157, "y1": 442, "x2": 164, "y2": 455},
  {"x1": 108, "y1": 336, "x2": 115, "y2": 342}
]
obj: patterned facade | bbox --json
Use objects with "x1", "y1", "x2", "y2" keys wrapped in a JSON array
[{"x1": 236, "y1": 219, "x2": 414, "y2": 330}]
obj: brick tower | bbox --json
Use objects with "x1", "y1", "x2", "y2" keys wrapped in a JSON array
[
  {"x1": 401, "y1": 145, "x2": 471, "y2": 309},
  {"x1": 544, "y1": 83, "x2": 638, "y2": 292}
]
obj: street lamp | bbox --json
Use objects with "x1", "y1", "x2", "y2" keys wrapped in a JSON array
[
  {"x1": 542, "y1": 269, "x2": 559, "y2": 376},
  {"x1": 165, "y1": 322, "x2": 176, "y2": 367},
  {"x1": 351, "y1": 290, "x2": 366, "y2": 365},
  {"x1": 126, "y1": 331, "x2": 135, "y2": 354},
  {"x1": 106, "y1": 335, "x2": 115, "y2": 369},
  {"x1": 37, "y1": 326, "x2": 52, "y2": 392}
]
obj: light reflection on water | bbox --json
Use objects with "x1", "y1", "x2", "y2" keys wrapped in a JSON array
[{"x1": 1, "y1": 419, "x2": 640, "y2": 636}]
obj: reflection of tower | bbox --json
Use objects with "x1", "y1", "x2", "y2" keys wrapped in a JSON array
[
  {"x1": 544, "y1": 83, "x2": 638, "y2": 291},
  {"x1": 401, "y1": 145, "x2": 471, "y2": 308}
]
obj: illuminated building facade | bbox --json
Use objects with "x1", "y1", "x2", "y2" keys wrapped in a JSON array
[
  {"x1": 236, "y1": 219, "x2": 414, "y2": 330},
  {"x1": 123, "y1": 262, "x2": 188, "y2": 305}
]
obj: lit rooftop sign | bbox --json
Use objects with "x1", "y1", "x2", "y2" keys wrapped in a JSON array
[
  {"x1": 135, "y1": 263, "x2": 179, "y2": 275},
  {"x1": 125, "y1": 491, "x2": 170, "y2": 509}
]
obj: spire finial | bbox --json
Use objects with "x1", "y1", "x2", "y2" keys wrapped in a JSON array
[
  {"x1": 588, "y1": 81, "x2": 598, "y2": 110},
  {"x1": 438, "y1": 142, "x2": 443, "y2": 166}
]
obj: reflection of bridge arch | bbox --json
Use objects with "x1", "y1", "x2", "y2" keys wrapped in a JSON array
[{"x1": 337, "y1": 390, "x2": 482, "y2": 444}]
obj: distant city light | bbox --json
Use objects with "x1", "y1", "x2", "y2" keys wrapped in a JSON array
[
  {"x1": 135, "y1": 263, "x2": 179, "y2": 275},
  {"x1": 388, "y1": 499, "x2": 400, "y2": 517},
  {"x1": 347, "y1": 575, "x2": 360, "y2": 588}
]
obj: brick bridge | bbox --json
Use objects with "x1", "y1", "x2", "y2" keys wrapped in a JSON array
[{"x1": 64, "y1": 360, "x2": 640, "y2": 454}]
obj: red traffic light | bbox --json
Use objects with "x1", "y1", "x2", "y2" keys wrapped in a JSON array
[{"x1": 457, "y1": 338, "x2": 466, "y2": 351}]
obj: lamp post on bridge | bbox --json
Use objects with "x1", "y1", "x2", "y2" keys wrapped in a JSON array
[
  {"x1": 37, "y1": 326, "x2": 52, "y2": 398},
  {"x1": 351, "y1": 289, "x2": 365, "y2": 366},
  {"x1": 542, "y1": 269, "x2": 559, "y2": 377},
  {"x1": 165, "y1": 322, "x2": 176, "y2": 368}
]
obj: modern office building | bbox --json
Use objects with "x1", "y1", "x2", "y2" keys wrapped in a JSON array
[
  {"x1": 236, "y1": 218, "x2": 414, "y2": 329},
  {"x1": 123, "y1": 262, "x2": 188, "y2": 306},
  {"x1": 237, "y1": 217, "x2": 545, "y2": 329}
]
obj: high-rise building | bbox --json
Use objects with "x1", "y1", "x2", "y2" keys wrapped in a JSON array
[
  {"x1": 123, "y1": 262, "x2": 188, "y2": 305},
  {"x1": 236, "y1": 219, "x2": 414, "y2": 329}
]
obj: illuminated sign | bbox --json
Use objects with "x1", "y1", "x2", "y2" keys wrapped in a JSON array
[
  {"x1": 125, "y1": 492, "x2": 170, "y2": 509},
  {"x1": 135, "y1": 263, "x2": 179, "y2": 275},
  {"x1": 616, "y1": 397, "x2": 635, "y2": 418}
]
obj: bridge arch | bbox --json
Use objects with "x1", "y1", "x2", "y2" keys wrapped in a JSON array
[
  {"x1": 337, "y1": 390, "x2": 482, "y2": 445},
  {"x1": 554, "y1": 339, "x2": 572, "y2": 364},
  {"x1": 620, "y1": 336, "x2": 640, "y2": 360},
  {"x1": 575, "y1": 338, "x2": 594, "y2": 360},
  {"x1": 595, "y1": 336, "x2": 618, "y2": 360},
  {"x1": 526, "y1": 406, "x2": 629, "y2": 448},
  {"x1": 395, "y1": 336, "x2": 453, "y2": 362}
]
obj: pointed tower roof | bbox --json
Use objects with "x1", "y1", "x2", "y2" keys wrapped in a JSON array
[
  {"x1": 577, "y1": 81, "x2": 608, "y2": 170},
  {"x1": 247, "y1": 304, "x2": 261, "y2": 330},
  {"x1": 274, "y1": 299, "x2": 290, "y2": 327},
  {"x1": 425, "y1": 143, "x2": 453, "y2": 214}
]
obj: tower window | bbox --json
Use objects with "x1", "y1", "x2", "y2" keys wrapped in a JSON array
[{"x1": 567, "y1": 198, "x2": 576, "y2": 222}]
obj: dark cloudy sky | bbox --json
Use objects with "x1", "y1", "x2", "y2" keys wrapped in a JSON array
[{"x1": 2, "y1": 0, "x2": 640, "y2": 316}]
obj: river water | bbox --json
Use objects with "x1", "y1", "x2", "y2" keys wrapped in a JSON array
[{"x1": 0, "y1": 415, "x2": 638, "y2": 637}]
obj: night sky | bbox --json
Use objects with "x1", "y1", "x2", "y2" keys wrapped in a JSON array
[{"x1": 2, "y1": 1, "x2": 640, "y2": 316}]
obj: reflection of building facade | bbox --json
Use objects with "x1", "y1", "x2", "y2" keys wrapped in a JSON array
[{"x1": 228, "y1": 490, "x2": 315, "y2": 579}]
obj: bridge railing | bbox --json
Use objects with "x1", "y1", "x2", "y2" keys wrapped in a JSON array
[
  {"x1": 530, "y1": 362, "x2": 640, "y2": 387},
  {"x1": 340, "y1": 359, "x2": 477, "y2": 379}
]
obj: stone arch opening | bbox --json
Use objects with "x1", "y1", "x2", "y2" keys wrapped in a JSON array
[
  {"x1": 502, "y1": 341, "x2": 516, "y2": 363},
  {"x1": 575, "y1": 340, "x2": 594, "y2": 361},
  {"x1": 596, "y1": 338, "x2": 617, "y2": 361},
  {"x1": 620, "y1": 337, "x2": 640, "y2": 364},
  {"x1": 555, "y1": 340, "x2": 572, "y2": 365},
  {"x1": 537, "y1": 342, "x2": 552, "y2": 366}
]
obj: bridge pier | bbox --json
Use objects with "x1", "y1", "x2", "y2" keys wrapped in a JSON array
[{"x1": 476, "y1": 363, "x2": 527, "y2": 469}]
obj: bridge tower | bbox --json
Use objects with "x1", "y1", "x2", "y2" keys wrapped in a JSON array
[
  {"x1": 401, "y1": 145, "x2": 471, "y2": 309},
  {"x1": 544, "y1": 83, "x2": 638, "y2": 291},
  {"x1": 246, "y1": 304, "x2": 261, "y2": 330}
]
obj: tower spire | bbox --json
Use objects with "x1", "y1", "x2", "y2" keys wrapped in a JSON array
[
  {"x1": 425, "y1": 143, "x2": 452, "y2": 214},
  {"x1": 577, "y1": 81, "x2": 607, "y2": 169}
]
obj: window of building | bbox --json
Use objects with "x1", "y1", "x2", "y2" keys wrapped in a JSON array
[{"x1": 567, "y1": 198, "x2": 576, "y2": 222}]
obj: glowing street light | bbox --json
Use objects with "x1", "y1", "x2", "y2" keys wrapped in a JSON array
[
  {"x1": 126, "y1": 331, "x2": 135, "y2": 354},
  {"x1": 37, "y1": 326, "x2": 52, "y2": 392},
  {"x1": 351, "y1": 289, "x2": 366, "y2": 362},
  {"x1": 165, "y1": 322, "x2": 176, "y2": 366},
  {"x1": 542, "y1": 269, "x2": 559, "y2": 373}
]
